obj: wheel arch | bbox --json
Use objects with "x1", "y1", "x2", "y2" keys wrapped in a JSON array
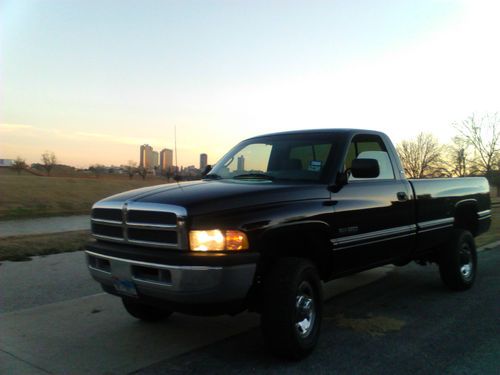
[
  {"x1": 454, "y1": 199, "x2": 479, "y2": 236},
  {"x1": 258, "y1": 221, "x2": 333, "y2": 281}
]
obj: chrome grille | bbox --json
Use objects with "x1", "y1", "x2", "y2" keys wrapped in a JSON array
[
  {"x1": 127, "y1": 210, "x2": 177, "y2": 225},
  {"x1": 90, "y1": 202, "x2": 187, "y2": 249},
  {"x1": 92, "y1": 208, "x2": 122, "y2": 222}
]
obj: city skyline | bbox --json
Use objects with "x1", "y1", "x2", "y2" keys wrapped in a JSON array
[
  {"x1": 1, "y1": 1, "x2": 499, "y2": 167},
  {"x1": 140, "y1": 144, "x2": 207, "y2": 172}
]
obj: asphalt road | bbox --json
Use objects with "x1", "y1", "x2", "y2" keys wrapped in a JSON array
[{"x1": 136, "y1": 247, "x2": 500, "y2": 375}]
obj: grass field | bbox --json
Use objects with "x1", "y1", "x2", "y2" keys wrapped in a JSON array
[
  {"x1": 0, "y1": 231, "x2": 90, "y2": 261},
  {"x1": 0, "y1": 170, "x2": 168, "y2": 220}
]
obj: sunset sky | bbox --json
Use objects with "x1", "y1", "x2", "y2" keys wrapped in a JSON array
[{"x1": 1, "y1": 0, "x2": 499, "y2": 168}]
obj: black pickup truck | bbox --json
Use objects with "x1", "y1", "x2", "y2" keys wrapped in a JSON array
[{"x1": 86, "y1": 129, "x2": 491, "y2": 358}]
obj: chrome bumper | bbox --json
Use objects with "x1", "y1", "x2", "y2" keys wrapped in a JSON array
[{"x1": 85, "y1": 250, "x2": 256, "y2": 303}]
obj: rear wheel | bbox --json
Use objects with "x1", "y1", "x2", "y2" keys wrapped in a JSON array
[
  {"x1": 260, "y1": 258, "x2": 323, "y2": 359},
  {"x1": 439, "y1": 229, "x2": 477, "y2": 291},
  {"x1": 122, "y1": 298, "x2": 172, "y2": 322}
]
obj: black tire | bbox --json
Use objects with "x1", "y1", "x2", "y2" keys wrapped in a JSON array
[
  {"x1": 439, "y1": 229, "x2": 477, "y2": 291},
  {"x1": 260, "y1": 257, "x2": 323, "y2": 360},
  {"x1": 392, "y1": 258, "x2": 411, "y2": 267},
  {"x1": 122, "y1": 298, "x2": 173, "y2": 322}
]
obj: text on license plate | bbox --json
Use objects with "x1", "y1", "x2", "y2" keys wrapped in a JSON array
[{"x1": 112, "y1": 277, "x2": 138, "y2": 297}]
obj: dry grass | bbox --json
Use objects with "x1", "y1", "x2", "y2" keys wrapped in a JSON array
[
  {"x1": 0, "y1": 231, "x2": 90, "y2": 261},
  {"x1": 0, "y1": 172, "x2": 169, "y2": 220}
]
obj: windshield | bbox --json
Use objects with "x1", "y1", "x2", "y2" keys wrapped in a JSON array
[{"x1": 207, "y1": 135, "x2": 335, "y2": 182}]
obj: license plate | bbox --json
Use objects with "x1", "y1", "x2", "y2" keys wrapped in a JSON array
[{"x1": 112, "y1": 276, "x2": 138, "y2": 297}]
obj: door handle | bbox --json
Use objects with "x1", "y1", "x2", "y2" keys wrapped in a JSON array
[{"x1": 397, "y1": 192, "x2": 408, "y2": 201}]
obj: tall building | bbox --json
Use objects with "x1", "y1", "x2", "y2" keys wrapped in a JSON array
[
  {"x1": 200, "y1": 153, "x2": 208, "y2": 170},
  {"x1": 160, "y1": 148, "x2": 173, "y2": 172},
  {"x1": 140, "y1": 144, "x2": 154, "y2": 169},
  {"x1": 152, "y1": 151, "x2": 159, "y2": 169},
  {"x1": 237, "y1": 155, "x2": 245, "y2": 172}
]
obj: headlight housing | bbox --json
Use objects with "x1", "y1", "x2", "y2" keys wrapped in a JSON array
[{"x1": 189, "y1": 230, "x2": 249, "y2": 251}]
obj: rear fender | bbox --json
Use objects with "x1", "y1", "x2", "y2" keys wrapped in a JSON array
[{"x1": 454, "y1": 199, "x2": 479, "y2": 236}]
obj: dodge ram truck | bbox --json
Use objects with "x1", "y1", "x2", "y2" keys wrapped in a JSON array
[{"x1": 86, "y1": 129, "x2": 491, "y2": 359}]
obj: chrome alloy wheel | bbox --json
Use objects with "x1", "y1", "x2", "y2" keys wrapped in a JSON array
[
  {"x1": 459, "y1": 242, "x2": 473, "y2": 280},
  {"x1": 295, "y1": 281, "x2": 316, "y2": 338}
]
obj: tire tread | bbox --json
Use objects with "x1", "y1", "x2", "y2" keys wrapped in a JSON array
[
  {"x1": 439, "y1": 229, "x2": 477, "y2": 291},
  {"x1": 261, "y1": 257, "x2": 322, "y2": 359}
]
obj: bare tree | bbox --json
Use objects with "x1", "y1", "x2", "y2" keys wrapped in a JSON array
[
  {"x1": 396, "y1": 133, "x2": 444, "y2": 179},
  {"x1": 445, "y1": 137, "x2": 472, "y2": 177},
  {"x1": 11, "y1": 157, "x2": 27, "y2": 175},
  {"x1": 41, "y1": 151, "x2": 57, "y2": 176},
  {"x1": 137, "y1": 167, "x2": 147, "y2": 180},
  {"x1": 453, "y1": 113, "x2": 500, "y2": 178},
  {"x1": 125, "y1": 160, "x2": 137, "y2": 180},
  {"x1": 89, "y1": 164, "x2": 106, "y2": 178}
]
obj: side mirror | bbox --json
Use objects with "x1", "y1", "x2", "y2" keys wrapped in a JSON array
[
  {"x1": 351, "y1": 158, "x2": 379, "y2": 178},
  {"x1": 201, "y1": 164, "x2": 212, "y2": 177}
]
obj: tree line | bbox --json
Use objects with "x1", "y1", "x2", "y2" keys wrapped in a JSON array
[
  {"x1": 11, "y1": 151, "x2": 57, "y2": 176},
  {"x1": 396, "y1": 113, "x2": 499, "y2": 183}
]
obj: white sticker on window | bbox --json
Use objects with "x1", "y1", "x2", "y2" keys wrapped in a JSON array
[{"x1": 308, "y1": 160, "x2": 322, "y2": 172}]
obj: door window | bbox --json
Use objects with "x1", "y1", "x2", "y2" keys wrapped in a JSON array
[{"x1": 345, "y1": 136, "x2": 395, "y2": 180}]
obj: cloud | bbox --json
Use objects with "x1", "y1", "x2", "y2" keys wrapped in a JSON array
[
  {"x1": 75, "y1": 131, "x2": 160, "y2": 147},
  {"x1": 0, "y1": 123, "x2": 160, "y2": 151},
  {"x1": 0, "y1": 123, "x2": 34, "y2": 131}
]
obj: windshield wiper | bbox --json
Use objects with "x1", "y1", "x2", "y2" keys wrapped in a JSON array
[
  {"x1": 233, "y1": 173, "x2": 275, "y2": 180},
  {"x1": 203, "y1": 173, "x2": 222, "y2": 180}
]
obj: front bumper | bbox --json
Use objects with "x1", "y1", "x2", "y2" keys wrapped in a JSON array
[{"x1": 85, "y1": 250, "x2": 257, "y2": 304}]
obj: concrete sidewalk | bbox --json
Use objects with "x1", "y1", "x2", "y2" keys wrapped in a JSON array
[{"x1": 0, "y1": 215, "x2": 89, "y2": 238}]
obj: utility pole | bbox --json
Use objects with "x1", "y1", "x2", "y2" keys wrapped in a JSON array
[{"x1": 174, "y1": 125, "x2": 178, "y2": 170}]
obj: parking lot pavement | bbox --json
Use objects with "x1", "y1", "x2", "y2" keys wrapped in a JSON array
[
  {"x1": 0, "y1": 253, "x2": 391, "y2": 375},
  {"x1": 2, "y1": 243, "x2": 497, "y2": 374},
  {"x1": 136, "y1": 247, "x2": 500, "y2": 375},
  {"x1": 0, "y1": 252, "x2": 101, "y2": 313},
  {"x1": 0, "y1": 294, "x2": 260, "y2": 375}
]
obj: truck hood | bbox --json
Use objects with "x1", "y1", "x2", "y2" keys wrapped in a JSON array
[{"x1": 99, "y1": 180, "x2": 330, "y2": 216}]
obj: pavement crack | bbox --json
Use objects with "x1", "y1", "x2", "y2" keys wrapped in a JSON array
[{"x1": 0, "y1": 348, "x2": 53, "y2": 374}]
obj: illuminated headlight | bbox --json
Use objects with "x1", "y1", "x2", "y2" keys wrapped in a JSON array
[{"x1": 189, "y1": 230, "x2": 249, "y2": 251}]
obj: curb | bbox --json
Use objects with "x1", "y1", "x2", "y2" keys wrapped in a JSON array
[{"x1": 478, "y1": 240, "x2": 500, "y2": 252}]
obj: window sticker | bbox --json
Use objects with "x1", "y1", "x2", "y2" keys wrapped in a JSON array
[{"x1": 308, "y1": 160, "x2": 322, "y2": 172}]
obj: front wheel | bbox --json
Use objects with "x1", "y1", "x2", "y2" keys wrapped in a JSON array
[
  {"x1": 260, "y1": 258, "x2": 323, "y2": 359},
  {"x1": 439, "y1": 229, "x2": 477, "y2": 291},
  {"x1": 122, "y1": 298, "x2": 173, "y2": 322}
]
